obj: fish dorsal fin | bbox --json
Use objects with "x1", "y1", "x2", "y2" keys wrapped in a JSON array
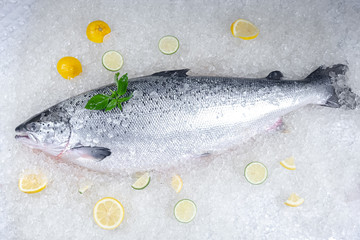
[
  {"x1": 305, "y1": 64, "x2": 348, "y2": 80},
  {"x1": 266, "y1": 71, "x2": 284, "y2": 80},
  {"x1": 151, "y1": 69, "x2": 190, "y2": 77}
]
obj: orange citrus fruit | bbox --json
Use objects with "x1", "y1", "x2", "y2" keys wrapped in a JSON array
[
  {"x1": 86, "y1": 20, "x2": 111, "y2": 43},
  {"x1": 57, "y1": 56, "x2": 82, "y2": 80}
]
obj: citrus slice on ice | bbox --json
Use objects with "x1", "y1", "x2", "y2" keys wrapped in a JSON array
[
  {"x1": 171, "y1": 175, "x2": 183, "y2": 193},
  {"x1": 244, "y1": 162, "x2": 268, "y2": 185},
  {"x1": 280, "y1": 157, "x2": 296, "y2": 170},
  {"x1": 174, "y1": 199, "x2": 197, "y2": 223},
  {"x1": 78, "y1": 185, "x2": 91, "y2": 194},
  {"x1": 131, "y1": 172, "x2": 150, "y2": 190},
  {"x1": 102, "y1": 50, "x2": 124, "y2": 71},
  {"x1": 284, "y1": 193, "x2": 304, "y2": 207},
  {"x1": 57, "y1": 56, "x2": 82, "y2": 80},
  {"x1": 231, "y1": 19, "x2": 259, "y2": 40},
  {"x1": 93, "y1": 197, "x2": 124, "y2": 230},
  {"x1": 158, "y1": 35, "x2": 179, "y2": 55},
  {"x1": 19, "y1": 173, "x2": 47, "y2": 194},
  {"x1": 86, "y1": 20, "x2": 111, "y2": 43}
]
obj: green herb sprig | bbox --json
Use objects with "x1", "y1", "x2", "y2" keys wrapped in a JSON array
[{"x1": 85, "y1": 73, "x2": 133, "y2": 111}]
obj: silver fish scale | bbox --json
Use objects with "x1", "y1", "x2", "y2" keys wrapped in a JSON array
[{"x1": 59, "y1": 75, "x2": 329, "y2": 172}]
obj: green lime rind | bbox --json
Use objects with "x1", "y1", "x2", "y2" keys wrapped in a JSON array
[
  {"x1": 102, "y1": 50, "x2": 124, "y2": 72},
  {"x1": 244, "y1": 161, "x2": 268, "y2": 185},
  {"x1": 158, "y1": 35, "x2": 179, "y2": 55},
  {"x1": 174, "y1": 199, "x2": 197, "y2": 223},
  {"x1": 131, "y1": 176, "x2": 151, "y2": 190}
]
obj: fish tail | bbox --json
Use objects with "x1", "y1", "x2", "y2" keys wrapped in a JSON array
[{"x1": 306, "y1": 64, "x2": 358, "y2": 109}]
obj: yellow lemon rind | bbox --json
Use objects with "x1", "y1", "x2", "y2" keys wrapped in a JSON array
[
  {"x1": 171, "y1": 175, "x2": 183, "y2": 193},
  {"x1": 231, "y1": 19, "x2": 259, "y2": 40},
  {"x1": 280, "y1": 161, "x2": 296, "y2": 170},
  {"x1": 284, "y1": 198, "x2": 304, "y2": 207},
  {"x1": 18, "y1": 174, "x2": 48, "y2": 194}
]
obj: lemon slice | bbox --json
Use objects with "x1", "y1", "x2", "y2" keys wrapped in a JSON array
[
  {"x1": 244, "y1": 162, "x2": 268, "y2": 185},
  {"x1": 174, "y1": 199, "x2": 197, "y2": 223},
  {"x1": 171, "y1": 175, "x2": 183, "y2": 193},
  {"x1": 131, "y1": 172, "x2": 150, "y2": 190},
  {"x1": 158, "y1": 35, "x2": 179, "y2": 55},
  {"x1": 284, "y1": 193, "x2": 304, "y2": 207},
  {"x1": 19, "y1": 173, "x2": 47, "y2": 194},
  {"x1": 231, "y1": 19, "x2": 259, "y2": 40},
  {"x1": 280, "y1": 157, "x2": 296, "y2": 170},
  {"x1": 102, "y1": 50, "x2": 124, "y2": 72},
  {"x1": 93, "y1": 197, "x2": 124, "y2": 230}
]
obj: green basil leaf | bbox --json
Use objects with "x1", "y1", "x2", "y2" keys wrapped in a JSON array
[
  {"x1": 85, "y1": 94, "x2": 110, "y2": 110},
  {"x1": 117, "y1": 73, "x2": 128, "y2": 96},
  {"x1": 109, "y1": 89, "x2": 117, "y2": 98},
  {"x1": 117, "y1": 100, "x2": 123, "y2": 111},
  {"x1": 114, "y1": 72, "x2": 120, "y2": 82},
  {"x1": 105, "y1": 99, "x2": 117, "y2": 112},
  {"x1": 118, "y1": 93, "x2": 133, "y2": 103}
]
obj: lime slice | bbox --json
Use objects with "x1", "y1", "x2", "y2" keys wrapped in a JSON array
[
  {"x1": 131, "y1": 172, "x2": 150, "y2": 190},
  {"x1": 158, "y1": 35, "x2": 179, "y2": 55},
  {"x1": 102, "y1": 50, "x2": 124, "y2": 71},
  {"x1": 174, "y1": 199, "x2": 197, "y2": 223},
  {"x1": 244, "y1": 162, "x2": 268, "y2": 185},
  {"x1": 78, "y1": 185, "x2": 91, "y2": 194}
]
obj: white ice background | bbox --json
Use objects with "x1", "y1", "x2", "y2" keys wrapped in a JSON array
[{"x1": 1, "y1": 0, "x2": 360, "y2": 239}]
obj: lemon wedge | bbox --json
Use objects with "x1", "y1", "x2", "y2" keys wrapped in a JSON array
[
  {"x1": 78, "y1": 185, "x2": 91, "y2": 194},
  {"x1": 285, "y1": 193, "x2": 304, "y2": 207},
  {"x1": 280, "y1": 157, "x2": 296, "y2": 170},
  {"x1": 131, "y1": 172, "x2": 150, "y2": 190},
  {"x1": 244, "y1": 162, "x2": 268, "y2": 185},
  {"x1": 93, "y1": 197, "x2": 124, "y2": 230},
  {"x1": 19, "y1": 173, "x2": 47, "y2": 194},
  {"x1": 231, "y1": 19, "x2": 259, "y2": 40},
  {"x1": 171, "y1": 175, "x2": 183, "y2": 193},
  {"x1": 174, "y1": 199, "x2": 197, "y2": 223},
  {"x1": 102, "y1": 50, "x2": 124, "y2": 72}
]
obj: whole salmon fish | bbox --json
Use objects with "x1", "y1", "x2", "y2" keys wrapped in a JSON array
[{"x1": 15, "y1": 64, "x2": 357, "y2": 173}]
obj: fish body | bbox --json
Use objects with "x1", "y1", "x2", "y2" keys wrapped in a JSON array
[{"x1": 15, "y1": 64, "x2": 356, "y2": 173}]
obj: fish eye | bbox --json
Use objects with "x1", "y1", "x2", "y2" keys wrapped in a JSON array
[{"x1": 26, "y1": 123, "x2": 38, "y2": 131}]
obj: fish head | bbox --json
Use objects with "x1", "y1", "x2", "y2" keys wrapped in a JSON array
[{"x1": 15, "y1": 107, "x2": 71, "y2": 156}]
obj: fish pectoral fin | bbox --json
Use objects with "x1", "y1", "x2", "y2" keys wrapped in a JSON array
[
  {"x1": 266, "y1": 71, "x2": 284, "y2": 80},
  {"x1": 69, "y1": 146, "x2": 111, "y2": 162},
  {"x1": 151, "y1": 69, "x2": 190, "y2": 77}
]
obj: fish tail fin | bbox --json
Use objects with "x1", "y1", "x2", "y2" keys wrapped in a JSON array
[{"x1": 306, "y1": 64, "x2": 358, "y2": 109}]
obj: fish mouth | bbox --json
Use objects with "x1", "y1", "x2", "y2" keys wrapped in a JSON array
[
  {"x1": 15, "y1": 132, "x2": 37, "y2": 143},
  {"x1": 15, "y1": 134, "x2": 30, "y2": 140}
]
